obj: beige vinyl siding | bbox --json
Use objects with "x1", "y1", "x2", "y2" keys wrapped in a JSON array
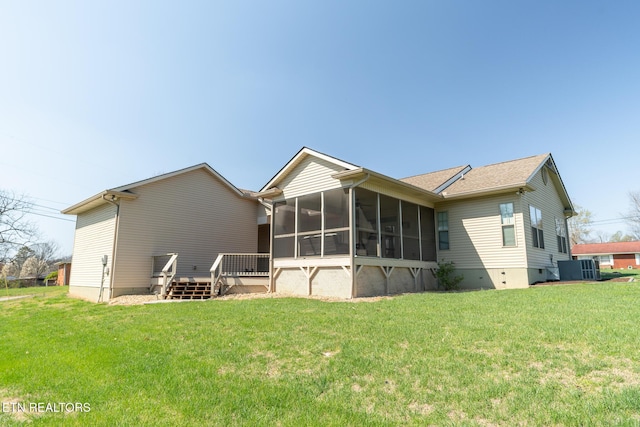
[
  {"x1": 112, "y1": 168, "x2": 258, "y2": 291},
  {"x1": 437, "y1": 194, "x2": 527, "y2": 269},
  {"x1": 523, "y1": 168, "x2": 572, "y2": 268},
  {"x1": 279, "y1": 156, "x2": 347, "y2": 199},
  {"x1": 69, "y1": 203, "x2": 117, "y2": 290}
]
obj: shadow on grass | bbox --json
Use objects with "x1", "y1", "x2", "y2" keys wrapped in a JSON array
[{"x1": 600, "y1": 269, "x2": 640, "y2": 281}]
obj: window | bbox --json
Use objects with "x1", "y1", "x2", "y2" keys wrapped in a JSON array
[
  {"x1": 438, "y1": 211, "x2": 449, "y2": 250},
  {"x1": 380, "y1": 195, "x2": 400, "y2": 258},
  {"x1": 597, "y1": 255, "x2": 613, "y2": 265},
  {"x1": 555, "y1": 218, "x2": 568, "y2": 254},
  {"x1": 354, "y1": 188, "x2": 437, "y2": 260},
  {"x1": 273, "y1": 189, "x2": 350, "y2": 259},
  {"x1": 402, "y1": 201, "x2": 420, "y2": 260},
  {"x1": 273, "y1": 199, "x2": 296, "y2": 258},
  {"x1": 297, "y1": 193, "x2": 322, "y2": 256},
  {"x1": 500, "y1": 203, "x2": 516, "y2": 246},
  {"x1": 636, "y1": 254, "x2": 640, "y2": 265},
  {"x1": 323, "y1": 188, "x2": 350, "y2": 255},
  {"x1": 355, "y1": 188, "x2": 378, "y2": 256},
  {"x1": 529, "y1": 206, "x2": 544, "y2": 249},
  {"x1": 420, "y1": 206, "x2": 436, "y2": 261}
]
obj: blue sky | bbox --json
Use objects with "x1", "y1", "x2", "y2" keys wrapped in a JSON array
[{"x1": 1, "y1": 0, "x2": 639, "y2": 255}]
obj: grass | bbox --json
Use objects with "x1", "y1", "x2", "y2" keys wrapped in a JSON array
[
  {"x1": 1, "y1": 285, "x2": 68, "y2": 298},
  {"x1": 1, "y1": 282, "x2": 640, "y2": 426},
  {"x1": 600, "y1": 268, "x2": 640, "y2": 282}
]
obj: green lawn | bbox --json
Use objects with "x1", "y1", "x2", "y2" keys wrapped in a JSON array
[
  {"x1": 1, "y1": 285, "x2": 67, "y2": 299},
  {"x1": 1, "y1": 282, "x2": 640, "y2": 426},
  {"x1": 600, "y1": 268, "x2": 640, "y2": 282}
]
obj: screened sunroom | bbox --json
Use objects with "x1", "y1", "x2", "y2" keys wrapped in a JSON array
[
  {"x1": 268, "y1": 183, "x2": 439, "y2": 298},
  {"x1": 272, "y1": 187, "x2": 436, "y2": 262}
]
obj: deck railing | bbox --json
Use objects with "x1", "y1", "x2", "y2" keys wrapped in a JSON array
[
  {"x1": 210, "y1": 253, "x2": 270, "y2": 295},
  {"x1": 151, "y1": 253, "x2": 178, "y2": 297}
]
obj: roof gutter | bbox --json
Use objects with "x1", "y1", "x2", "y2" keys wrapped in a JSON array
[
  {"x1": 350, "y1": 173, "x2": 370, "y2": 188},
  {"x1": 441, "y1": 183, "x2": 537, "y2": 200},
  {"x1": 254, "y1": 187, "x2": 283, "y2": 200},
  {"x1": 332, "y1": 168, "x2": 442, "y2": 202},
  {"x1": 62, "y1": 190, "x2": 138, "y2": 215}
]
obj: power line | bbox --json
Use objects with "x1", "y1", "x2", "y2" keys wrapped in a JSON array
[
  {"x1": 0, "y1": 192, "x2": 75, "y2": 223},
  {"x1": 25, "y1": 210, "x2": 75, "y2": 223},
  {"x1": 589, "y1": 216, "x2": 635, "y2": 224},
  {"x1": 30, "y1": 196, "x2": 72, "y2": 207}
]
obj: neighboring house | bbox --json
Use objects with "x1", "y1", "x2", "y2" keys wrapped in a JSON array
[
  {"x1": 572, "y1": 242, "x2": 640, "y2": 270},
  {"x1": 63, "y1": 148, "x2": 575, "y2": 301},
  {"x1": 62, "y1": 164, "x2": 266, "y2": 301},
  {"x1": 55, "y1": 261, "x2": 72, "y2": 286}
]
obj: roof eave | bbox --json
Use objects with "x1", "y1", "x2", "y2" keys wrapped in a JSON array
[
  {"x1": 112, "y1": 163, "x2": 246, "y2": 198},
  {"x1": 441, "y1": 183, "x2": 536, "y2": 200},
  {"x1": 61, "y1": 190, "x2": 138, "y2": 215},
  {"x1": 254, "y1": 187, "x2": 284, "y2": 199},
  {"x1": 332, "y1": 168, "x2": 443, "y2": 203}
]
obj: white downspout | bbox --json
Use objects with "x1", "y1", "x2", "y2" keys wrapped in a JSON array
[{"x1": 102, "y1": 195, "x2": 121, "y2": 302}]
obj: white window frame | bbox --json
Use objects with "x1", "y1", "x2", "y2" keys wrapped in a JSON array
[
  {"x1": 500, "y1": 202, "x2": 516, "y2": 247},
  {"x1": 529, "y1": 205, "x2": 544, "y2": 249},
  {"x1": 437, "y1": 211, "x2": 449, "y2": 250},
  {"x1": 555, "y1": 217, "x2": 568, "y2": 254}
]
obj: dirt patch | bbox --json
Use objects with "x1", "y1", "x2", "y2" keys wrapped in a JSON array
[
  {"x1": 108, "y1": 294, "x2": 161, "y2": 305},
  {"x1": 534, "y1": 276, "x2": 636, "y2": 286},
  {"x1": 607, "y1": 277, "x2": 636, "y2": 282},
  {"x1": 408, "y1": 401, "x2": 434, "y2": 415},
  {"x1": 107, "y1": 292, "x2": 397, "y2": 306},
  {"x1": 0, "y1": 295, "x2": 34, "y2": 302},
  {"x1": 0, "y1": 390, "x2": 39, "y2": 423}
]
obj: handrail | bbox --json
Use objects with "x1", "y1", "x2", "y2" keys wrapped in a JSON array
[
  {"x1": 210, "y1": 253, "x2": 270, "y2": 296},
  {"x1": 160, "y1": 253, "x2": 178, "y2": 297},
  {"x1": 210, "y1": 254, "x2": 225, "y2": 296}
]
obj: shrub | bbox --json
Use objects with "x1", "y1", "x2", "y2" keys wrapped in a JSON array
[{"x1": 436, "y1": 261, "x2": 464, "y2": 291}]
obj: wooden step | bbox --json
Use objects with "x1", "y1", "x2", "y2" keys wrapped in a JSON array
[{"x1": 166, "y1": 278, "x2": 213, "y2": 300}]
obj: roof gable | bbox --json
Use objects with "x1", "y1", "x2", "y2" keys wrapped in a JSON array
[
  {"x1": 260, "y1": 147, "x2": 359, "y2": 192},
  {"x1": 112, "y1": 163, "x2": 244, "y2": 196},
  {"x1": 63, "y1": 163, "x2": 245, "y2": 215}
]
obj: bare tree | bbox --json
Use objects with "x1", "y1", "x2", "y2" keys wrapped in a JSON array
[
  {"x1": 0, "y1": 190, "x2": 37, "y2": 262},
  {"x1": 627, "y1": 190, "x2": 640, "y2": 239},
  {"x1": 593, "y1": 230, "x2": 610, "y2": 243},
  {"x1": 568, "y1": 204, "x2": 594, "y2": 245}
]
